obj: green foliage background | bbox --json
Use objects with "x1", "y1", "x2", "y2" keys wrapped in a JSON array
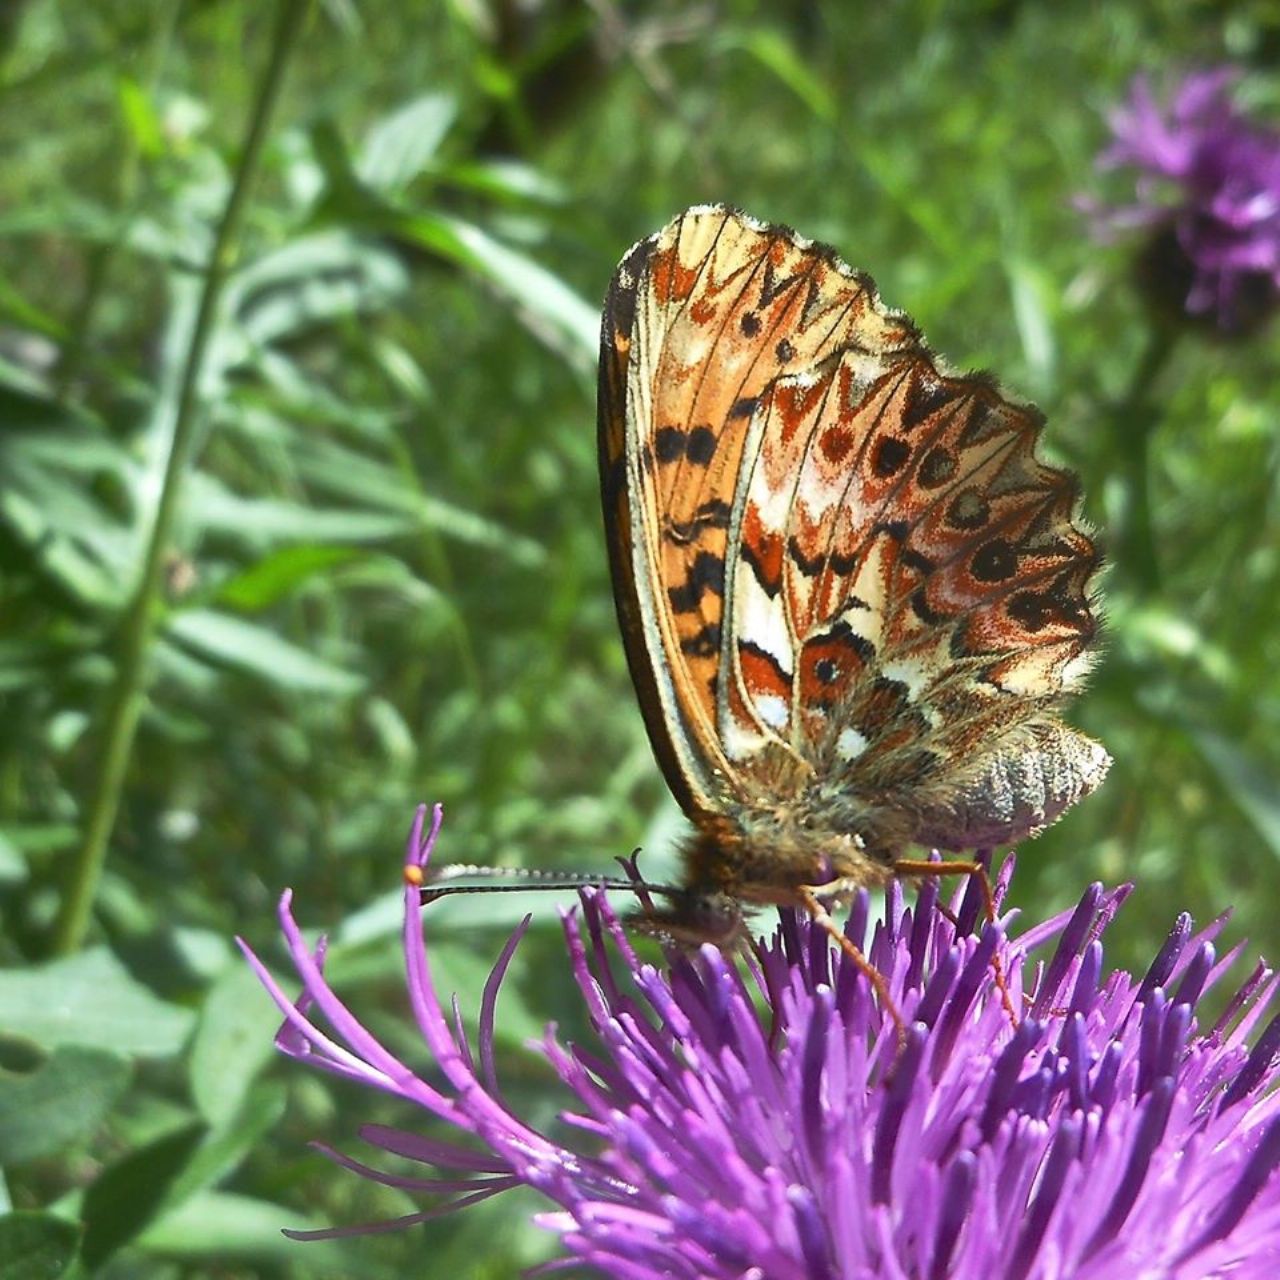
[{"x1": 2, "y1": 1, "x2": 1279, "y2": 1275}]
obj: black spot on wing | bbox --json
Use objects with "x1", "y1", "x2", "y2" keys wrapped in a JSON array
[
  {"x1": 655, "y1": 427, "x2": 685, "y2": 462},
  {"x1": 872, "y1": 436, "x2": 911, "y2": 478},
  {"x1": 918, "y1": 447, "x2": 958, "y2": 489},
  {"x1": 681, "y1": 623, "x2": 722, "y2": 656},
  {"x1": 667, "y1": 551, "x2": 726, "y2": 613},
  {"x1": 901, "y1": 547, "x2": 934, "y2": 576},
  {"x1": 971, "y1": 539, "x2": 1017, "y2": 583},
  {"x1": 654, "y1": 425, "x2": 718, "y2": 465},
  {"x1": 686, "y1": 426, "x2": 717, "y2": 464},
  {"x1": 911, "y1": 588, "x2": 946, "y2": 626},
  {"x1": 947, "y1": 489, "x2": 990, "y2": 531}
]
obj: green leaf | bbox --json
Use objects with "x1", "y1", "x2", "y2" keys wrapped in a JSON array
[
  {"x1": 0, "y1": 1047, "x2": 130, "y2": 1163},
  {"x1": 170, "y1": 1084, "x2": 286, "y2": 1206},
  {"x1": 1005, "y1": 257, "x2": 1057, "y2": 390},
  {"x1": 0, "y1": 830, "x2": 25, "y2": 885},
  {"x1": 189, "y1": 966, "x2": 281, "y2": 1129},
  {"x1": 391, "y1": 211, "x2": 597, "y2": 365},
  {"x1": 138, "y1": 1191, "x2": 342, "y2": 1266},
  {"x1": 117, "y1": 75, "x2": 164, "y2": 158},
  {"x1": 1193, "y1": 730, "x2": 1280, "y2": 861},
  {"x1": 0, "y1": 1213, "x2": 80, "y2": 1280},
  {"x1": 292, "y1": 438, "x2": 545, "y2": 565},
  {"x1": 721, "y1": 28, "x2": 836, "y2": 121},
  {"x1": 165, "y1": 609, "x2": 365, "y2": 695},
  {"x1": 227, "y1": 232, "x2": 409, "y2": 350},
  {"x1": 0, "y1": 948, "x2": 193, "y2": 1057},
  {"x1": 80, "y1": 1122, "x2": 206, "y2": 1270},
  {"x1": 356, "y1": 92, "x2": 457, "y2": 192},
  {"x1": 214, "y1": 545, "x2": 361, "y2": 611},
  {"x1": 189, "y1": 478, "x2": 418, "y2": 547}
]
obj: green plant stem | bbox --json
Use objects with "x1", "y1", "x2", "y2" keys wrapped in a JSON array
[
  {"x1": 53, "y1": 0, "x2": 311, "y2": 955},
  {"x1": 55, "y1": 0, "x2": 180, "y2": 396},
  {"x1": 1114, "y1": 329, "x2": 1177, "y2": 592}
]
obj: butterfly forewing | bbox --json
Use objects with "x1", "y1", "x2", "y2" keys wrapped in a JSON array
[{"x1": 600, "y1": 205, "x2": 1108, "y2": 905}]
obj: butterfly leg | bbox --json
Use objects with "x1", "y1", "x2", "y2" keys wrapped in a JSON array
[
  {"x1": 893, "y1": 858, "x2": 1018, "y2": 1029},
  {"x1": 796, "y1": 885, "x2": 906, "y2": 1053}
]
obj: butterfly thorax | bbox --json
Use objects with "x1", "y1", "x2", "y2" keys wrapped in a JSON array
[{"x1": 683, "y1": 789, "x2": 909, "y2": 904}]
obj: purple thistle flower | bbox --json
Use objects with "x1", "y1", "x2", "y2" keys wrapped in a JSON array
[
  {"x1": 240, "y1": 804, "x2": 1280, "y2": 1277},
  {"x1": 1089, "y1": 68, "x2": 1280, "y2": 331}
]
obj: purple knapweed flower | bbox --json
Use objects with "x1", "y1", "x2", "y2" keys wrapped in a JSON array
[
  {"x1": 240, "y1": 804, "x2": 1280, "y2": 1278},
  {"x1": 1089, "y1": 68, "x2": 1280, "y2": 331}
]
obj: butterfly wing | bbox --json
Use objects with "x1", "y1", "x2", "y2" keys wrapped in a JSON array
[
  {"x1": 599, "y1": 206, "x2": 920, "y2": 821},
  {"x1": 600, "y1": 205, "x2": 1106, "y2": 854},
  {"x1": 727, "y1": 349, "x2": 1108, "y2": 847}
]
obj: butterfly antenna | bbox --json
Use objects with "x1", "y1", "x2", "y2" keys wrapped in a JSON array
[{"x1": 408, "y1": 861, "x2": 686, "y2": 906}]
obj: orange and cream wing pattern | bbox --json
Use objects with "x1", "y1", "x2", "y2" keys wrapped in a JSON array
[
  {"x1": 599, "y1": 205, "x2": 1105, "y2": 849},
  {"x1": 599, "y1": 207, "x2": 919, "y2": 816}
]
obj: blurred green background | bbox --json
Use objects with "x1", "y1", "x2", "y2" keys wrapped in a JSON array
[{"x1": 2, "y1": 1, "x2": 1279, "y2": 1275}]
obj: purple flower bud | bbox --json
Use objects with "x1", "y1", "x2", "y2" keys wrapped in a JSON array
[{"x1": 1087, "y1": 68, "x2": 1280, "y2": 332}]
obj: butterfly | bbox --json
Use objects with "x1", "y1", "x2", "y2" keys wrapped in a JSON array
[{"x1": 598, "y1": 205, "x2": 1110, "y2": 948}]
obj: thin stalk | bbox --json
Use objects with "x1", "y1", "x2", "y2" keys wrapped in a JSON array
[
  {"x1": 53, "y1": 0, "x2": 311, "y2": 954},
  {"x1": 1113, "y1": 330, "x2": 1176, "y2": 592}
]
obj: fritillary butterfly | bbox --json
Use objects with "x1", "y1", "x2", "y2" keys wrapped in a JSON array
[{"x1": 598, "y1": 205, "x2": 1110, "y2": 946}]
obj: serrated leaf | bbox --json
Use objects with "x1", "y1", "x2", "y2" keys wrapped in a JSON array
[
  {"x1": 81, "y1": 1123, "x2": 206, "y2": 1270},
  {"x1": 0, "y1": 1213, "x2": 80, "y2": 1280},
  {"x1": 189, "y1": 967, "x2": 281, "y2": 1129},
  {"x1": 0, "y1": 1046, "x2": 130, "y2": 1163},
  {"x1": 165, "y1": 609, "x2": 365, "y2": 695},
  {"x1": 0, "y1": 948, "x2": 193, "y2": 1057}
]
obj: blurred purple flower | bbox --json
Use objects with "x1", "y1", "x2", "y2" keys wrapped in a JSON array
[
  {"x1": 241, "y1": 804, "x2": 1280, "y2": 1278},
  {"x1": 1090, "y1": 68, "x2": 1280, "y2": 331}
]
